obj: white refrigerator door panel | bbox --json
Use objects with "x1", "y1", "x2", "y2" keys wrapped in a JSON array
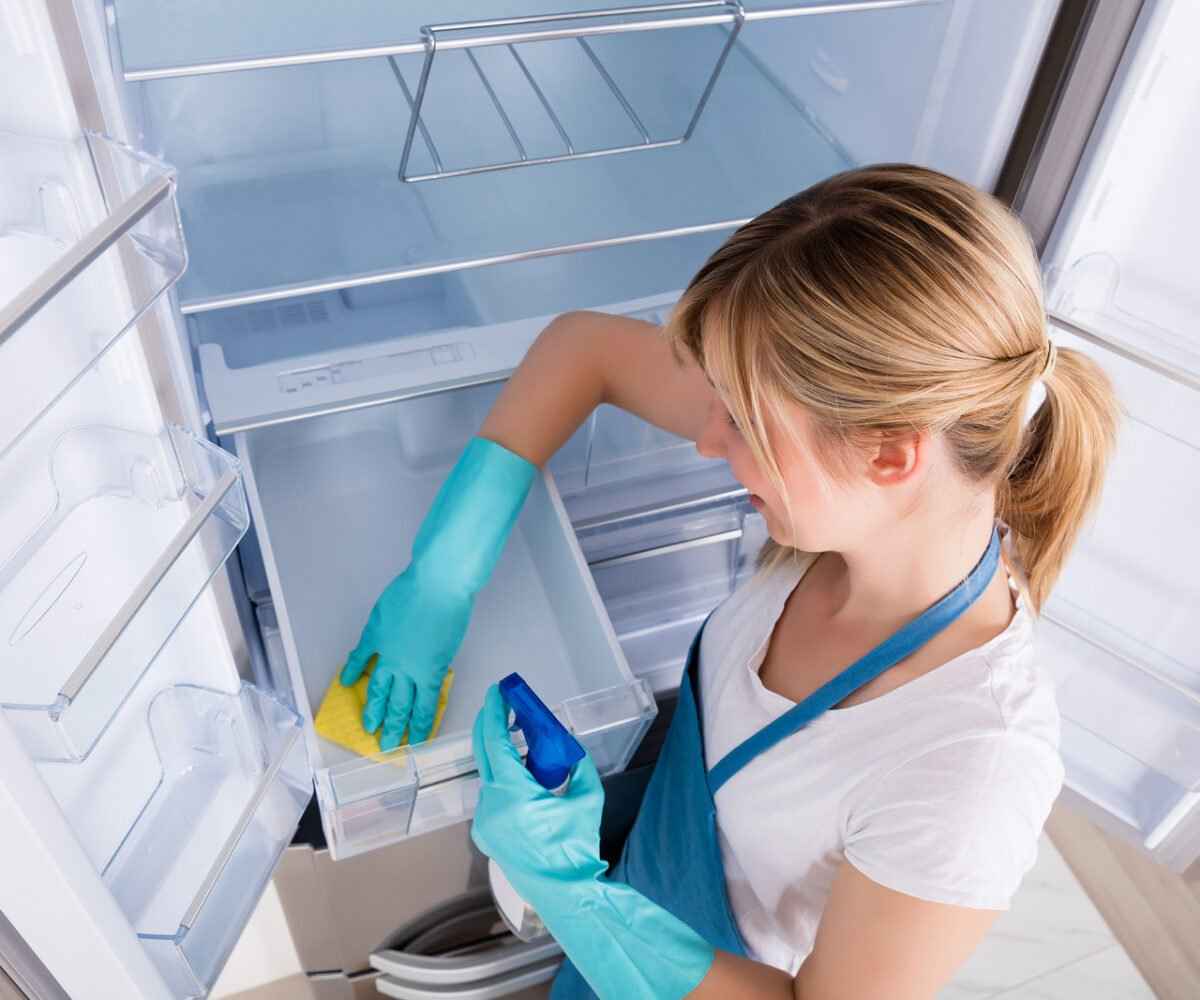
[
  {"x1": 1041, "y1": 0, "x2": 1200, "y2": 870},
  {"x1": 0, "y1": 1, "x2": 313, "y2": 997}
]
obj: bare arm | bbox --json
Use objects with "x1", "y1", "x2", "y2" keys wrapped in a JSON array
[
  {"x1": 479, "y1": 310, "x2": 716, "y2": 466},
  {"x1": 691, "y1": 863, "x2": 999, "y2": 999}
]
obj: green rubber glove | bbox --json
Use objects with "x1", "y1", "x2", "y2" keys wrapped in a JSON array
[
  {"x1": 342, "y1": 438, "x2": 536, "y2": 751},
  {"x1": 471, "y1": 686, "x2": 715, "y2": 999}
]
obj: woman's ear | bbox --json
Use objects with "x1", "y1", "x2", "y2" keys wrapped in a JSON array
[{"x1": 865, "y1": 430, "x2": 923, "y2": 487}]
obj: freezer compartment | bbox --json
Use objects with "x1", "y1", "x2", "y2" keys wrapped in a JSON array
[
  {"x1": 1041, "y1": 320, "x2": 1200, "y2": 870},
  {"x1": 237, "y1": 385, "x2": 653, "y2": 859},
  {"x1": 100, "y1": 683, "x2": 310, "y2": 999},
  {"x1": 579, "y1": 494, "x2": 766, "y2": 692},
  {"x1": 0, "y1": 131, "x2": 184, "y2": 456},
  {"x1": 0, "y1": 424, "x2": 249, "y2": 761}
]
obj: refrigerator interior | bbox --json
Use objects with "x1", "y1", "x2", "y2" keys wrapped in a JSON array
[
  {"x1": 80, "y1": 0, "x2": 1062, "y2": 866},
  {"x1": 1037, "y1": 0, "x2": 1200, "y2": 870}
]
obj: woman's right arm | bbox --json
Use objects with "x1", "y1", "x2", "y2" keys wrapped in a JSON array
[{"x1": 480, "y1": 309, "x2": 717, "y2": 466}]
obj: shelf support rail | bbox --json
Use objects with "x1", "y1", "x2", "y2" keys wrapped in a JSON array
[{"x1": 393, "y1": 1, "x2": 745, "y2": 183}]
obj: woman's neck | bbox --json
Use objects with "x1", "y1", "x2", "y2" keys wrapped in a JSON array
[{"x1": 824, "y1": 501, "x2": 998, "y2": 625}]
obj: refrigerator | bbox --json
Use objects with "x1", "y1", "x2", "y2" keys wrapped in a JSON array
[{"x1": 0, "y1": 0, "x2": 1195, "y2": 997}]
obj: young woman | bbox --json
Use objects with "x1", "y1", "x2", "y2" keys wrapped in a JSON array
[{"x1": 344, "y1": 165, "x2": 1120, "y2": 998}]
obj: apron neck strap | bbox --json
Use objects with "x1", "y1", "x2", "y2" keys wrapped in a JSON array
[{"x1": 708, "y1": 526, "x2": 1002, "y2": 795}]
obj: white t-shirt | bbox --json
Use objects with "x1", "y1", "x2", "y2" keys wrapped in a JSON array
[{"x1": 700, "y1": 547, "x2": 1063, "y2": 974}]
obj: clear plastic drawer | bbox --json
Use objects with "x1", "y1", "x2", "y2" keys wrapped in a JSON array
[
  {"x1": 0, "y1": 425, "x2": 248, "y2": 761},
  {"x1": 579, "y1": 494, "x2": 766, "y2": 693},
  {"x1": 237, "y1": 383, "x2": 655, "y2": 860}
]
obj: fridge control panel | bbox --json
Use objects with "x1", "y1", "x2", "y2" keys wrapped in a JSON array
[{"x1": 277, "y1": 341, "x2": 476, "y2": 396}]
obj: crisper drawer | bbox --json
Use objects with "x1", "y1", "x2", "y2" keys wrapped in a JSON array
[
  {"x1": 236, "y1": 383, "x2": 655, "y2": 860},
  {"x1": 577, "y1": 493, "x2": 766, "y2": 693}
]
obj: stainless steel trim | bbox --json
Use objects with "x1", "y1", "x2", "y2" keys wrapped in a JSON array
[
  {"x1": 58, "y1": 466, "x2": 239, "y2": 702},
  {"x1": 401, "y1": 137, "x2": 685, "y2": 183},
  {"x1": 121, "y1": 0, "x2": 934, "y2": 80},
  {"x1": 465, "y1": 50, "x2": 528, "y2": 161},
  {"x1": 375, "y1": 956, "x2": 561, "y2": 1000},
  {"x1": 388, "y1": 56, "x2": 443, "y2": 174},
  {"x1": 371, "y1": 937, "x2": 561, "y2": 986},
  {"x1": 1004, "y1": 0, "x2": 1145, "y2": 248},
  {"x1": 180, "y1": 218, "x2": 746, "y2": 314},
  {"x1": 179, "y1": 721, "x2": 302, "y2": 931},
  {"x1": 577, "y1": 37, "x2": 652, "y2": 143},
  {"x1": 588, "y1": 527, "x2": 743, "y2": 570},
  {"x1": 397, "y1": 2, "x2": 743, "y2": 182},
  {"x1": 0, "y1": 175, "x2": 173, "y2": 348},
  {"x1": 1048, "y1": 312, "x2": 1200, "y2": 394},
  {"x1": 509, "y1": 45, "x2": 574, "y2": 153}
]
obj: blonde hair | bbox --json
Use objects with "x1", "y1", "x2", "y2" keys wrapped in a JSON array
[{"x1": 668, "y1": 164, "x2": 1119, "y2": 612}]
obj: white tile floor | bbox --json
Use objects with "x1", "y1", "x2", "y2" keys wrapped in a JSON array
[{"x1": 214, "y1": 836, "x2": 1153, "y2": 998}]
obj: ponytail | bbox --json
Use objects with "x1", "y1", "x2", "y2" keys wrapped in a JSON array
[{"x1": 999, "y1": 346, "x2": 1119, "y2": 612}]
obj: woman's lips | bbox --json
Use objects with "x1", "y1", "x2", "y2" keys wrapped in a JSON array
[{"x1": 749, "y1": 493, "x2": 765, "y2": 510}]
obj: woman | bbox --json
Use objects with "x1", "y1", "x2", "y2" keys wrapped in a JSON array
[{"x1": 343, "y1": 165, "x2": 1119, "y2": 998}]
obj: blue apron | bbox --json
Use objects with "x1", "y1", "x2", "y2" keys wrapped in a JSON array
[{"x1": 551, "y1": 528, "x2": 1001, "y2": 999}]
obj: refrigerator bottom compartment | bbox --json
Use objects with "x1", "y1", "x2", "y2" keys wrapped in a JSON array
[
  {"x1": 100, "y1": 683, "x2": 311, "y2": 998},
  {"x1": 237, "y1": 388, "x2": 647, "y2": 859}
]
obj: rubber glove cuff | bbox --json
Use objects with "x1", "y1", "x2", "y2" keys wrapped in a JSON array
[{"x1": 410, "y1": 436, "x2": 537, "y2": 593}]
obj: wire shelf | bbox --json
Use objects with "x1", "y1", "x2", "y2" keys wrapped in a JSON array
[{"x1": 394, "y1": 2, "x2": 745, "y2": 182}]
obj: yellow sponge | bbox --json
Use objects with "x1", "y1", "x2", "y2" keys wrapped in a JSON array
[{"x1": 314, "y1": 656, "x2": 454, "y2": 760}]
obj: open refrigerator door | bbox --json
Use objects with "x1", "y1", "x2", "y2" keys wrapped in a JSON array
[
  {"x1": 1039, "y1": 0, "x2": 1200, "y2": 871},
  {"x1": 0, "y1": 2, "x2": 313, "y2": 998}
]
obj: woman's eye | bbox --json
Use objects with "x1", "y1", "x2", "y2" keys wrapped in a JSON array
[{"x1": 725, "y1": 411, "x2": 741, "y2": 431}]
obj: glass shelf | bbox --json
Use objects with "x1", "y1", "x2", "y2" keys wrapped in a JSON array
[
  {"x1": 101, "y1": 683, "x2": 310, "y2": 999},
  {"x1": 0, "y1": 131, "x2": 185, "y2": 458},
  {"x1": 0, "y1": 426, "x2": 249, "y2": 761},
  {"x1": 111, "y1": 1, "x2": 921, "y2": 81},
  {"x1": 134, "y1": 24, "x2": 849, "y2": 314}
]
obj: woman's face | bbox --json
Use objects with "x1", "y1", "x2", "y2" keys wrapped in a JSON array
[{"x1": 694, "y1": 392, "x2": 882, "y2": 552}]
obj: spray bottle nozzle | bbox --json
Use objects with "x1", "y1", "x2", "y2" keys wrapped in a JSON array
[{"x1": 498, "y1": 673, "x2": 586, "y2": 790}]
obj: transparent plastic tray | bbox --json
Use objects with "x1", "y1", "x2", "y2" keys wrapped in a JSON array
[
  {"x1": 316, "y1": 678, "x2": 655, "y2": 860},
  {"x1": 581, "y1": 495, "x2": 765, "y2": 692},
  {"x1": 0, "y1": 131, "x2": 185, "y2": 457},
  {"x1": 0, "y1": 426, "x2": 248, "y2": 761},
  {"x1": 236, "y1": 384, "x2": 655, "y2": 859},
  {"x1": 101, "y1": 683, "x2": 310, "y2": 999}
]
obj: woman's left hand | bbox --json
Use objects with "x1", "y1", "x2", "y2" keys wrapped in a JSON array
[{"x1": 470, "y1": 684, "x2": 607, "y2": 911}]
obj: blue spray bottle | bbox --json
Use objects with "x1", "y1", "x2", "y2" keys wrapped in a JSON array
[{"x1": 488, "y1": 672, "x2": 587, "y2": 941}]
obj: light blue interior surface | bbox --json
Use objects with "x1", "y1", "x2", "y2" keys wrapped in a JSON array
[
  {"x1": 186, "y1": 230, "x2": 723, "y2": 370},
  {"x1": 134, "y1": 27, "x2": 852, "y2": 311}
]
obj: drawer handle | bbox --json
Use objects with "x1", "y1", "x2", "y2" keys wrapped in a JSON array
[{"x1": 588, "y1": 526, "x2": 743, "y2": 569}]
